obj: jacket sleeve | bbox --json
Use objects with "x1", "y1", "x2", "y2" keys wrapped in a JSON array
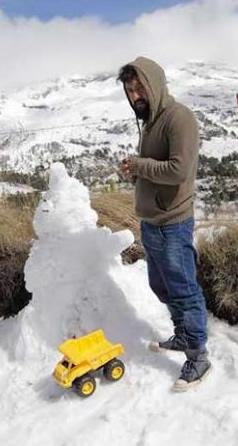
[{"x1": 130, "y1": 108, "x2": 199, "y2": 185}]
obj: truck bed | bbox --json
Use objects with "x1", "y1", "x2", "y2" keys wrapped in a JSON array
[{"x1": 58, "y1": 329, "x2": 124, "y2": 366}]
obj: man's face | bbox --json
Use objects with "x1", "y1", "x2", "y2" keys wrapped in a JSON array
[{"x1": 125, "y1": 77, "x2": 150, "y2": 121}]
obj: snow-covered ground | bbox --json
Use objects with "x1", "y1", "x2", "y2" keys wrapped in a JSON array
[
  {"x1": 0, "y1": 163, "x2": 238, "y2": 446},
  {"x1": 0, "y1": 182, "x2": 34, "y2": 196}
]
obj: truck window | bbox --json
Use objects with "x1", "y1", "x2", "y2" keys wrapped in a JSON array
[
  {"x1": 61, "y1": 359, "x2": 75, "y2": 369},
  {"x1": 62, "y1": 359, "x2": 69, "y2": 368}
]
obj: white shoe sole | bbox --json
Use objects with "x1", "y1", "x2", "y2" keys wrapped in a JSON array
[
  {"x1": 149, "y1": 341, "x2": 165, "y2": 353},
  {"x1": 172, "y1": 365, "x2": 212, "y2": 392}
]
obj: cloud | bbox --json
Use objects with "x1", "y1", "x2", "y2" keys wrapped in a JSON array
[{"x1": 0, "y1": 0, "x2": 238, "y2": 90}]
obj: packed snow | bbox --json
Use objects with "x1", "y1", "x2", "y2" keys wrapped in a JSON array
[{"x1": 0, "y1": 163, "x2": 238, "y2": 446}]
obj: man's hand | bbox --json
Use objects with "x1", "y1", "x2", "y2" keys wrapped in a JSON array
[
  {"x1": 120, "y1": 158, "x2": 133, "y2": 175},
  {"x1": 118, "y1": 157, "x2": 137, "y2": 182}
]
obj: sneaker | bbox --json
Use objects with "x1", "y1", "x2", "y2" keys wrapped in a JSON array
[
  {"x1": 149, "y1": 332, "x2": 188, "y2": 353},
  {"x1": 172, "y1": 349, "x2": 212, "y2": 392}
]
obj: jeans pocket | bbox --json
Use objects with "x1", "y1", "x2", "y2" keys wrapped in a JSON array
[
  {"x1": 157, "y1": 226, "x2": 167, "y2": 242},
  {"x1": 141, "y1": 221, "x2": 166, "y2": 249},
  {"x1": 179, "y1": 218, "x2": 194, "y2": 242},
  {"x1": 159, "y1": 222, "x2": 181, "y2": 242}
]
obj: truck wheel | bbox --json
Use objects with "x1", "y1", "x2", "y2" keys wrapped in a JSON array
[
  {"x1": 74, "y1": 374, "x2": 96, "y2": 397},
  {"x1": 103, "y1": 359, "x2": 125, "y2": 381}
]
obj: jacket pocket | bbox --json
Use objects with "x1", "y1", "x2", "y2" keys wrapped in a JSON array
[
  {"x1": 155, "y1": 185, "x2": 179, "y2": 211},
  {"x1": 155, "y1": 185, "x2": 193, "y2": 212}
]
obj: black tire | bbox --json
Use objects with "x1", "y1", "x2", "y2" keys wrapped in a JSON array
[
  {"x1": 74, "y1": 374, "x2": 96, "y2": 397},
  {"x1": 103, "y1": 359, "x2": 125, "y2": 382}
]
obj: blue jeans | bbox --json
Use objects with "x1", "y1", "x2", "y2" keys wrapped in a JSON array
[{"x1": 141, "y1": 217, "x2": 207, "y2": 349}]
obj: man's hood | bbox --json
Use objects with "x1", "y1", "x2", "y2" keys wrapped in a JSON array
[{"x1": 126, "y1": 56, "x2": 174, "y2": 126}]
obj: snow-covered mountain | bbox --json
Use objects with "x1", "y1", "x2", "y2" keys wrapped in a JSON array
[
  {"x1": 0, "y1": 72, "x2": 136, "y2": 181},
  {"x1": 0, "y1": 61, "x2": 237, "y2": 182}
]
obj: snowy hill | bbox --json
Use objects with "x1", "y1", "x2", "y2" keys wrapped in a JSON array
[
  {"x1": 0, "y1": 61, "x2": 237, "y2": 183},
  {"x1": 0, "y1": 163, "x2": 238, "y2": 446}
]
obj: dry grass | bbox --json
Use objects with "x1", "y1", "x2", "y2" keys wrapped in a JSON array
[
  {"x1": 91, "y1": 190, "x2": 144, "y2": 264},
  {"x1": 0, "y1": 190, "x2": 140, "y2": 254},
  {"x1": 0, "y1": 197, "x2": 35, "y2": 248},
  {"x1": 197, "y1": 224, "x2": 238, "y2": 325},
  {"x1": 91, "y1": 190, "x2": 139, "y2": 236}
]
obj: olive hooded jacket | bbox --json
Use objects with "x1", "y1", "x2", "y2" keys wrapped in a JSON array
[{"x1": 126, "y1": 56, "x2": 199, "y2": 225}]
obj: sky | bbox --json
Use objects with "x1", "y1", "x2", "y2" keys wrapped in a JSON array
[
  {"x1": 0, "y1": 0, "x2": 193, "y2": 23},
  {"x1": 0, "y1": 0, "x2": 238, "y2": 90}
]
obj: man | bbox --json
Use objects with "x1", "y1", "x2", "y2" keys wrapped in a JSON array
[{"x1": 118, "y1": 56, "x2": 211, "y2": 392}]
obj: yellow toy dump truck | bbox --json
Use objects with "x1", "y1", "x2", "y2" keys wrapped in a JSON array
[{"x1": 53, "y1": 329, "x2": 125, "y2": 397}]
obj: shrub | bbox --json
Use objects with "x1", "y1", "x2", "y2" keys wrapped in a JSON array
[
  {"x1": 197, "y1": 225, "x2": 238, "y2": 325},
  {"x1": 4, "y1": 191, "x2": 41, "y2": 209},
  {"x1": 0, "y1": 195, "x2": 36, "y2": 318},
  {"x1": 0, "y1": 243, "x2": 32, "y2": 318},
  {"x1": 0, "y1": 167, "x2": 49, "y2": 191},
  {"x1": 121, "y1": 240, "x2": 145, "y2": 264}
]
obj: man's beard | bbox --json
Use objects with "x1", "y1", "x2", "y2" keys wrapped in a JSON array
[{"x1": 133, "y1": 99, "x2": 150, "y2": 121}]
